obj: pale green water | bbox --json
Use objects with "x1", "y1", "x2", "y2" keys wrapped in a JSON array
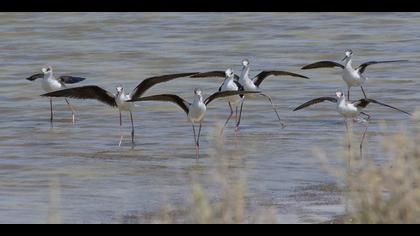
[{"x1": 0, "y1": 12, "x2": 419, "y2": 223}]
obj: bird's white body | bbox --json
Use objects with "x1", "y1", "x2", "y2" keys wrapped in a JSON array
[
  {"x1": 116, "y1": 90, "x2": 135, "y2": 112},
  {"x1": 221, "y1": 74, "x2": 241, "y2": 104},
  {"x1": 41, "y1": 71, "x2": 63, "y2": 93},
  {"x1": 188, "y1": 93, "x2": 206, "y2": 123},
  {"x1": 336, "y1": 93, "x2": 360, "y2": 118},
  {"x1": 238, "y1": 64, "x2": 259, "y2": 99},
  {"x1": 342, "y1": 57, "x2": 367, "y2": 88}
]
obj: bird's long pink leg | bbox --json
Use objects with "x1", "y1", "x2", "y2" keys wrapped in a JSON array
[
  {"x1": 347, "y1": 89, "x2": 351, "y2": 101},
  {"x1": 50, "y1": 98, "x2": 54, "y2": 124},
  {"x1": 192, "y1": 124, "x2": 198, "y2": 160},
  {"x1": 260, "y1": 93, "x2": 286, "y2": 128},
  {"x1": 65, "y1": 98, "x2": 75, "y2": 124},
  {"x1": 359, "y1": 112, "x2": 371, "y2": 159},
  {"x1": 196, "y1": 122, "x2": 202, "y2": 160},
  {"x1": 129, "y1": 111, "x2": 135, "y2": 146},
  {"x1": 118, "y1": 112, "x2": 123, "y2": 147},
  {"x1": 234, "y1": 105, "x2": 239, "y2": 138},
  {"x1": 235, "y1": 99, "x2": 245, "y2": 132},
  {"x1": 235, "y1": 106, "x2": 238, "y2": 124},
  {"x1": 361, "y1": 86, "x2": 368, "y2": 99},
  {"x1": 220, "y1": 102, "x2": 233, "y2": 136}
]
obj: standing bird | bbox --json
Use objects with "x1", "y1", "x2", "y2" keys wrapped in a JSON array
[
  {"x1": 301, "y1": 49, "x2": 408, "y2": 100},
  {"x1": 41, "y1": 72, "x2": 199, "y2": 147},
  {"x1": 293, "y1": 90, "x2": 411, "y2": 157},
  {"x1": 128, "y1": 89, "x2": 260, "y2": 159},
  {"x1": 26, "y1": 66, "x2": 86, "y2": 124},
  {"x1": 236, "y1": 59, "x2": 310, "y2": 129},
  {"x1": 191, "y1": 68, "x2": 244, "y2": 135}
]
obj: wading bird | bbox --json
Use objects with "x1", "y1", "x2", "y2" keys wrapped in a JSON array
[
  {"x1": 26, "y1": 66, "x2": 86, "y2": 124},
  {"x1": 41, "y1": 72, "x2": 199, "y2": 147},
  {"x1": 301, "y1": 49, "x2": 408, "y2": 100},
  {"x1": 191, "y1": 59, "x2": 310, "y2": 131},
  {"x1": 293, "y1": 90, "x2": 411, "y2": 157},
  {"x1": 191, "y1": 68, "x2": 244, "y2": 135},
  {"x1": 236, "y1": 59, "x2": 310, "y2": 129},
  {"x1": 128, "y1": 89, "x2": 260, "y2": 159}
]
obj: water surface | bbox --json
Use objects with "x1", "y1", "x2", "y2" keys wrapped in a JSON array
[{"x1": 0, "y1": 12, "x2": 419, "y2": 223}]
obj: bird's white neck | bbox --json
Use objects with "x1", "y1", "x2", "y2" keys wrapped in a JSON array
[
  {"x1": 344, "y1": 57, "x2": 353, "y2": 69},
  {"x1": 193, "y1": 94, "x2": 203, "y2": 104},
  {"x1": 117, "y1": 91, "x2": 127, "y2": 100},
  {"x1": 240, "y1": 66, "x2": 250, "y2": 82},
  {"x1": 338, "y1": 95, "x2": 346, "y2": 105},
  {"x1": 44, "y1": 72, "x2": 53, "y2": 80}
]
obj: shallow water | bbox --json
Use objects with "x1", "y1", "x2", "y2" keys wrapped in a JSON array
[{"x1": 0, "y1": 12, "x2": 419, "y2": 223}]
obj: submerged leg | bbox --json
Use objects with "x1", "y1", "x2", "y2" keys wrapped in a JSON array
[
  {"x1": 359, "y1": 112, "x2": 371, "y2": 159},
  {"x1": 220, "y1": 102, "x2": 234, "y2": 136},
  {"x1": 118, "y1": 112, "x2": 123, "y2": 147},
  {"x1": 64, "y1": 98, "x2": 75, "y2": 124},
  {"x1": 260, "y1": 93, "x2": 286, "y2": 128},
  {"x1": 129, "y1": 111, "x2": 135, "y2": 146}
]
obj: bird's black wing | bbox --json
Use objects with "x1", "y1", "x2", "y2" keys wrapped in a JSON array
[
  {"x1": 190, "y1": 71, "x2": 240, "y2": 80},
  {"x1": 204, "y1": 91, "x2": 260, "y2": 106},
  {"x1": 356, "y1": 60, "x2": 409, "y2": 74},
  {"x1": 129, "y1": 94, "x2": 190, "y2": 115},
  {"x1": 293, "y1": 97, "x2": 338, "y2": 111},
  {"x1": 130, "y1": 72, "x2": 199, "y2": 100},
  {"x1": 41, "y1": 86, "x2": 117, "y2": 107},
  {"x1": 301, "y1": 61, "x2": 344, "y2": 70},
  {"x1": 26, "y1": 73, "x2": 44, "y2": 81},
  {"x1": 356, "y1": 98, "x2": 411, "y2": 115},
  {"x1": 58, "y1": 76, "x2": 86, "y2": 84},
  {"x1": 352, "y1": 99, "x2": 371, "y2": 109},
  {"x1": 253, "y1": 71, "x2": 310, "y2": 87}
]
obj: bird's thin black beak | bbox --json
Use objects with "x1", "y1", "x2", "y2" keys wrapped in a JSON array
[{"x1": 341, "y1": 56, "x2": 348, "y2": 61}]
